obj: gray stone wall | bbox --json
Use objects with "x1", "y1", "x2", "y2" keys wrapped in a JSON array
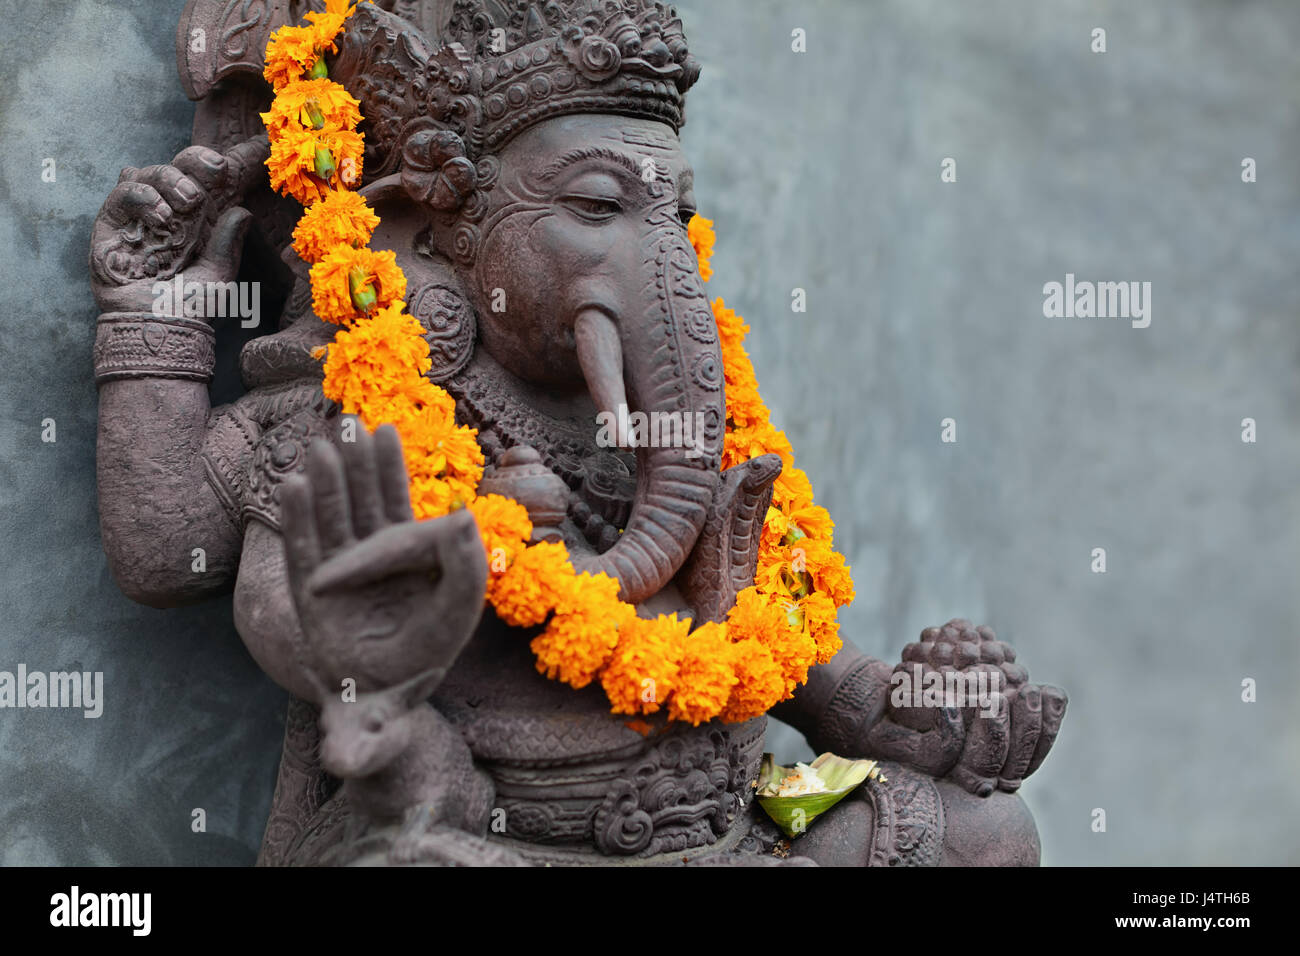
[{"x1": 0, "y1": 0, "x2": 1295, "y2": 865}]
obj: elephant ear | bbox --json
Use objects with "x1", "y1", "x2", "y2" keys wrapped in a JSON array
[
  {"x1": 361, "y1": 177, "x2": 478, "y2": 385},
  {"x1": 175, "y1": 0, "x2": 293, "y2": 101}
]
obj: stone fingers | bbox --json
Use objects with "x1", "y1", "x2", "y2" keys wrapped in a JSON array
[
  {"x1": 341, "y1": 422, "x2": 385, "y2": 539},
  {"x1": 374, "y1": 424, "x2": 415, "y2": 523},
  {"x1": 103, "y1": 180, "x2": 173, "y2": 233},
  {"x1": 280, "y1": 473, "x2": 321, "y2": 604},
  {"x1": 307, "y1": 439, "x2": 354, "y2": 556},
  {"x1": 996, "y1": 684, "x2": 1044, "y2": 793},
  {"x1": 171, "y1": 146, "x2": 230, "y2": 196},
  {"x1": 308, "y1": 515, "x2": 471, "y2": 593},
  {"x1": 949, "y1": 690, "x2": 1010, "y2": 797},
  {"x1": 193, "y1": 207, "x2": 252, "y2": 278},
  {"x1": 1025, "y1": 685, "x2": 1068, "y2": 777},
  {"x1": 133, "y1": 163, "x2": 205, "y2": 216}
]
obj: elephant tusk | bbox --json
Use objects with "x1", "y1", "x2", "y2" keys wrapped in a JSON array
[{"x1": 574, "y1": 308, "x2": 631, "y2": 449}]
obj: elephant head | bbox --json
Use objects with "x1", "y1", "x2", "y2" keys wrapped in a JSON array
[{"x1": 430, "y1": 114, "x2": 724, "y2": 603}]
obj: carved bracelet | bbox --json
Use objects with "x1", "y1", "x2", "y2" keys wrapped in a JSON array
[{"x1": 93, "y1": 312, "x2": 217, "y2": 385}]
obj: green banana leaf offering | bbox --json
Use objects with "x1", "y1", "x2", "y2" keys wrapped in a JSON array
[{"x1": 754, "y1": 752, "x2": 884, "y2": 839}]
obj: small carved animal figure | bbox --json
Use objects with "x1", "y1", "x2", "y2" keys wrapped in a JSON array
[{"x1": 317, "y1": 666, "x2": 495, "y2": 831}]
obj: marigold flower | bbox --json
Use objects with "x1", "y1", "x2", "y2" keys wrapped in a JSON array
[
  {"x1": 800, "y1": 537, "x2": 856, "y2": 608},
  {"x1": 531, "y1": 579, "x2": 633, "y2": 690},
  {"x1": 488, "y1": 541, "x2": 574, "y2": 629},
  {"x1": 291, "y1": 189, "x2": 380, "y2": 263},
  {"x1": 310, "y1": 0, "x2": 357, "y2": 23},
  {"x1": 266, "y1": 126, "x2": 364, "y2": 205},
  {"x1": 761, "y1": 499, "x2": 833, "y2": 561},
  {"x1": 798, "y1": 590, "x2": 843, "y2": 665},
  {"x1": 412, "y1": 473, "x2": 481, "y2": 519},
  {"x1": 310, "y1": 246, "x2": 406, "y2": 325},
  {"x1": 720, "y1": 638, "x2": 785, "y2": 723},
  {"x1": 600, "y1": 615, "x2": 689, "y2": 716},
  {"x1": 760, "y1": 623, "x2": 818, "y2": 697},
  {"x1": 668, "y1": 622, "x2": 739, "y2": 725},
  {"x1": 406, "y1": 444, "x2": 483, "y2": 519},
  {"x1": 266, "y1": 125, "x2": 321, "y2": 204},
  {"x1": 724, "y1": 421, "x2": 795, "y2": 472},
  {"x1": 263, "y1": 1, "x2": 357, "y2": 89},
  {"x1": 688, "y1": 214, "x2": 716, "y2": 281},
  {"x1": 752, "y1": 531, "x2": 851, "y2": 610},
  {"x1": 468, "y1": 494, "x2": 533, "y2": 567},
  {"x1": 319, "y1": 303, "x2": 430, "y2": 409},
  {"x1": 725, "y1": 384, "x2": 768, "y2": 431},
  {"x1": 405, "y1": 475, "x2": 455, "y2": 519},
  {"x1": 726, "y1": 587, "x2": 816, "y2": 696},
  {"x1": 772, "y1": 465, "x2": 816, "y2": 512},
  {"x1": 711, "y1": 298, "x2": 749, "y2": 352},
  {"x1": 396, "y1": 399, "x2": 483, "y2": 484},
  {"x1": 762, "y1": 506, "x2": 790, "y2": 541},
  {"x1": 264, "y1": 24, "x2": 331, "y2": 90},
  {"x1": 262, "y1": 78, "x2": 362, "y2": 135},
  {"x1": 721, "y1": 348, "x2": 768, "y2": 429},
  {"x1": 752, "y1": 549, "x2": 796, "y2": 599},
  {"x1": 553, "y1": 568, "x2": 619, "y2": 611},
  {"x1": 441, "y1": 427, "x2": 487, "y2": 484}
]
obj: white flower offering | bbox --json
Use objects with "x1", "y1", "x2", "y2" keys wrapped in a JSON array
[
  {"x1": 774, "y1": 762, "x2": 830, "y2": 797},
  {"x1": 755, "y1": 752, "x2": 885, "y2": 838}
]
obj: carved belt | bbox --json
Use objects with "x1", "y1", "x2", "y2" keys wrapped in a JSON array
[{"x1": 476, "y1": 715, "x2": 767, "y2": 858}]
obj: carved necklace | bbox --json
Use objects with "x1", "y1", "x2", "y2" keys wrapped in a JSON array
[{"x1": 260, "y1": 1, "x2": 853, "y2": 726}]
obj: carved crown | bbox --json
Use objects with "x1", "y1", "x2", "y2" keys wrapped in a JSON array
[{"x1": 331, "y1": 0, "x2": 700, "y2": 183}]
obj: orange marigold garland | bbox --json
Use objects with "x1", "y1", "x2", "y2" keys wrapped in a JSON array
[{"x1": 263, "y1": 8, "x2": 854, "y2": 726}]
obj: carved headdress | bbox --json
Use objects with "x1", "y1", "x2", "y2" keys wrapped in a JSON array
[
  {"x1": 179, "y1": 0, "x2": 698, "y2": 194},
  {"x1": 179, "y1": 0, "x2": 699, "y2": 246},
  {"x1": 330, "y1": 0, "x2": 701, "y2": 183}
]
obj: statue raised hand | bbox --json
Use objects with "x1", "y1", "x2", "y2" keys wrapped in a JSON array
[
  {"x1": 90, "y1": 141, "x2": 265, "y2": 316},
  {"x1": 279, "y1": 423, "x2": 487, "y2": 691},
  {"x1": 278, "y1": 422, "x2": 500, "y2": 851}
]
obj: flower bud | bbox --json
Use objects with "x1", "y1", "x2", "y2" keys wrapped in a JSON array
[
  {"x1": 301, "y1": 98, "x2": 326, "y2": 131},
  {"x1": 347, "y1": 266, "x2": 377, "y2": 314},
  {"x1": 313, "y1": 145, "x2": 336, "y2": 180}
]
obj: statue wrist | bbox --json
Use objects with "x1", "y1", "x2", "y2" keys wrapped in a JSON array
[
  {"x1": 802, "y1": 651, "x2": 893, "y2": 755},
  {"x1": 93, "y1": 311, "x2": 216, "y2": 385}
]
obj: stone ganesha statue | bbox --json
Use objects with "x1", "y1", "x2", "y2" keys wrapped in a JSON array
[{"x1": 89, "y1": 0, "x2": 1066, "y2": 866}]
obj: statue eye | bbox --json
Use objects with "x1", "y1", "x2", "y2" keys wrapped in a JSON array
[
  {"x1": 678, "y1": 204, "x2": 697, "y2": 226},
  {"x1": 561, "y1": 194, "x2": 622, "y2": 223}
]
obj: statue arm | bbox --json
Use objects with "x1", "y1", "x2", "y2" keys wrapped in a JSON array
[
  {"x1": 95, "y1": 341, "x2": 250, "y2": 607},
  {"x1": 234, "y1": 520, "x2": 329, "y2": 703},
  {"x1": 91, "y1": 141, "x2": 266, "y2": 607},
  {"x1": 769, "y1": 645, "x2": 894, "y2": 753},
  {"x1": 778, "y1": 636, "x2": 1058, "y2": 867}
]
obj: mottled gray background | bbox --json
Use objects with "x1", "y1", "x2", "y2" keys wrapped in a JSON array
[{"x1": 0, "y1": 0, "x2": 1296, "y2": 866}]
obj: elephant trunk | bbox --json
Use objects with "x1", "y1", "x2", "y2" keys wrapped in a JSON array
[{"x1": 571, "y1": 217, "x2": 725, "y2": 604}]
